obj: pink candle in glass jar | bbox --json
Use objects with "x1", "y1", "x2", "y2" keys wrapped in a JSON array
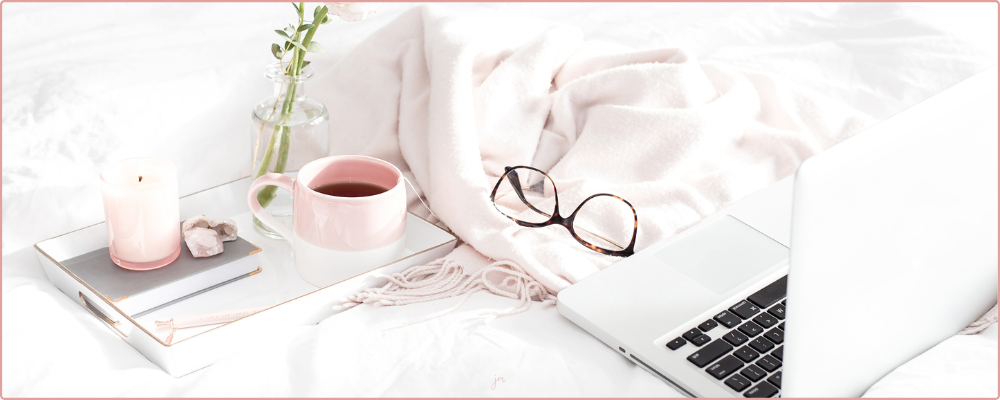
[{"x1": 100, "y1": 157, "x2": 181, "y2": 270}]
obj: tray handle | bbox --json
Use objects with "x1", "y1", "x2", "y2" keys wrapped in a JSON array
[{"x1": 79, "y1": 291, "x2": 128, "y2": 338}]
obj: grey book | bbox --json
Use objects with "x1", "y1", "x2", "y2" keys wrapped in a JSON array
[{"x1": 61, "y1": 236, "x2": 262, "y2": 318}]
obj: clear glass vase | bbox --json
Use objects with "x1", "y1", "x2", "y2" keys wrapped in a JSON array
[{"x1": 251, "y1": 62, "x2": 329, "y2": 239}]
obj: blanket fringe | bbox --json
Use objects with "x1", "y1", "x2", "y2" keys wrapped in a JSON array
[
  {"x1": 959, "y1": 304, "x2": 997, "y2": 335},
  {"x1": 333, "y1": 257, "x2": 556, "y2": 325}
]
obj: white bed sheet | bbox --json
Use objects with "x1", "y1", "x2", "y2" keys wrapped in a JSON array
[{"x1": 2, "y1": 2, "x2": 997, "y2": 397}]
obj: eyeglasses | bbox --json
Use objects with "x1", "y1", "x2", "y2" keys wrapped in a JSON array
[{"x1": 490, "y1": 166, "x2": 637, "y2": 257}]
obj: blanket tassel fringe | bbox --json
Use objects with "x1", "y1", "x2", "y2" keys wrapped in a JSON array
[
  {"x1": 960, "y1": 304, "x2": 997, "y2": 335},
  {"x1": 333, "y1": 258, "x2": 557, "y2": 325}
]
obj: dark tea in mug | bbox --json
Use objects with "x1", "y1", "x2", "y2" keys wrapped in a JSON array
[{"x1": 312, "y1": 181, "x2": 388, "y2": 198}]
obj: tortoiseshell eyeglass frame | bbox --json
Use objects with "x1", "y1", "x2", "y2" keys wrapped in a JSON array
[{"x1": 489, "y1": 166, "x2": 637, "y2": 257}]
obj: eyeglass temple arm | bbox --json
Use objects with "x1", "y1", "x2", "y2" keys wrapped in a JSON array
[
  {"x1": 576, "y1": 226, "x2": 627, "y2": 250},
  {"x1": 505, "y1": 170, "x2": 552, "y2": 218}
]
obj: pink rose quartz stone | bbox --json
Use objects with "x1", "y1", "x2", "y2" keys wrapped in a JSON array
[
  {"x1": 184, "y1": 227, "x2": 224, "y2": 258},
  {"x1": 182, "y1": 215, "x2": 238, "y2": 242}
]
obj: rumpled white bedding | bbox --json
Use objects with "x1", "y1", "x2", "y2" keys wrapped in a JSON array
[{"x1": 2, "y1": 2, "x2": 997, "y2": 397}]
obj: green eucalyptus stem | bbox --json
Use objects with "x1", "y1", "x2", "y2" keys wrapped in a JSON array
[
  {"x1": 254, "y1": 4, "x2": 327, "y2": 210},
  {"x1": 297, "y1": 6, "x2": 327, "y2": 71}
]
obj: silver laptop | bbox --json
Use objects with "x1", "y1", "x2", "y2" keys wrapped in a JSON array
[{"x1": 557, "y1": 65, "x2": 998, "y2": 398}]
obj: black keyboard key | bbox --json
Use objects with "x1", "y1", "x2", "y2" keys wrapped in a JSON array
[
  {"x1": 729, "y1": 300, "x2": 760, "y2": 319},
  {"x1": 768, "y1": 304, "x2": 785, "y2": 320},
  {"x1": 752, "y1": 313, "x2": 778, "y2": 328},
  {"x1": 733, "y1": 346, "x2": 760, "y2": 362},
  {"x1": 747, "y1": 276, "x2": 787, "y2": 309},
  {"x1": 667, "y1": 337, "x2": 686, "y2": 350},
  {"x1": 767, "y1": 371, "x2": 782, "y2": 388},
  {"x1": 779, "y1": 322, "x2": 785, "y2": 331},
  {"x1": 748, "y1": 338, "x2": 774, "y2": 353},
  {"x1": 744, "y1": 381, "x2": 779, "y2": 398},
  {"x1": 723, "y1": 330, "x2": 749, "y2": 346},
  {"x1": 690, "y1": 334, "x2": 711, "y2": 347},
  {"x1": 740, "y1": 364, "x2": 767, "y2": 382},
  {"x1": 772, "y1": 346, "x2": 783, "y2": 361},
  {"x1": 699, "y1": 319, "x2": 719, "y2": 332},
  {"x1": 725, "y1": 374, "x2": 752, "y2": 392},
  {"x1": 764, "y1": 328, "x2": 784, "y2": 344},
  {"x1": 738, "y1": 321, "x2": 763, "y2": 337},
  {"x1": 755, "y1": 355, "x2": 781, "y2": 372},
  {"x1": 682, "y1": 328, "x2": 702, "y2": 341},
  {"x1": 714, "y1": 311, "x2": 743, "y2": 328},
  {"x1": 707, "y1": 355, "x2": 744, "y2": 380},
  {"x1": 687, "y1": 339, "x2": 733, "y2": 368},
  {"x1": 782, "y1": 299, "x2": 786, "y2": 306}
]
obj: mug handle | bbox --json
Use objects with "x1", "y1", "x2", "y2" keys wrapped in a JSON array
[{"x1": 247, "y1": 173, "x2": 295, "y2": 240}]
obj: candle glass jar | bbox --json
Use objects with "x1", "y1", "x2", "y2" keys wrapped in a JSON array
[
  {"x1": 100, "y1": 157, "x2": 181, "y2": 270},
  {"x1": 250, "y1": 62, "x2": 330, "y2": 239}
]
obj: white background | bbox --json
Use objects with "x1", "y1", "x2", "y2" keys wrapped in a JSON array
[{"x1": 2, "y1": 2, "x2": 997, "y2": 397}]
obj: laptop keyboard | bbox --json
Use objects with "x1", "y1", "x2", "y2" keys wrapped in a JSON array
[{"x1": 667, "y1": 276, "x2": 787, "y2": 398}]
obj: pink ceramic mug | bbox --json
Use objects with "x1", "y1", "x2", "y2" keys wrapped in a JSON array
[{"x1": 248, "y1": 155, "x2": 407, "y2": 287}]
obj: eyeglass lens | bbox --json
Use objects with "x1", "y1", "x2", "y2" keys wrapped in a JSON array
[
  {"x1": 572, "y1": 195, "x2": 635, "y2": 251},
  {"x1": 493, "y1": 168, "x2": 556, "y2": 224}
]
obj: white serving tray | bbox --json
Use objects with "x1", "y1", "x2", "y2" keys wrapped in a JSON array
[{"x1": 34, "y1": 177, "x2": 457, "y2": 377}]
